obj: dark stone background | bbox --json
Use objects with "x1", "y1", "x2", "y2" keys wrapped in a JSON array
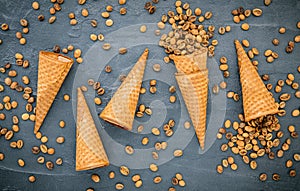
[{"x1": 0, "y1": 0, "x2": 300, "y2": 190}]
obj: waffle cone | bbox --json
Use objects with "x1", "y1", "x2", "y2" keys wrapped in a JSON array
[
  {"x1": 175, "y1": 70, "x2": 208, "y2": 150},
  {"x1": 169, "y1": 48, "x2": 208, "y2": 74},
  {"x1": 100, "y1": 48, "x2": 149, "y2": 131},
  {"x1": 76, "y1": 88, "x2": 109, "y2": 171},
  {"x1": 235, "y1": 40, "x2": 279, "y2": 122},
  {"x1": 34, "y1": 51, "x2": 73, "y2": 134}
]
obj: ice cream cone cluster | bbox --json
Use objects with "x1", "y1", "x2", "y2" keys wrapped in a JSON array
[
  {"x1": 170, "y1": 48, "x2": 209, "y2": 150},
  {"x1": 234, "y1": 40, "x2": 279, "y2": 122},
  {"x1": 33, "y1": 38, "x2": 281, "y2": 173}
]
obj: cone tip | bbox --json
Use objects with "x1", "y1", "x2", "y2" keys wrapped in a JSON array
[
  {"x1": 34, "y1": 118, "x2": 41, "y2": 134},
  {"x1": 141, "y1": 48, "x2": 149, "y2": 59},
  {"x1": 33, "y1": 126, "x2": 39, "y2": 134},
  {"x1": 169, "y1": 54, "x2": 176, "y2": 60},
  {"x1": 200, "y1": 145, "x2": 204, "y2": 150},
  {"x1": 234, "y1": 39, "x2": 240, "y2": 45},
  {"x1": 77, "y1": 87, "x2": 83, "y2": 95}
]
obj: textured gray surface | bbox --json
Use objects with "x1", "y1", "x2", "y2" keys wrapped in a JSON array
[{"x1": 0, "y1": 0, "x2": 300, "y2": 190}]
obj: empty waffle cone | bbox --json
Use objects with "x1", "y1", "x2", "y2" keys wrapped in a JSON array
[
  {"x1": 235, "y1": 40, "x2": 279, "y2": 122},
  {"x1": 169, "y1": 47, "x2": 208, "y2": 74},
  {"x1": 76, "y1": 88, "x2": 109, "y2": 171},
  {"x1": 175, "y1": 70, "x2": 208, "y2": 150},
  {"x1": 34, "y1": 51, "x2": 73, "y2": 134},
  {"x1": 100, "y1": 48, "x2": 149, "y2": 131}
]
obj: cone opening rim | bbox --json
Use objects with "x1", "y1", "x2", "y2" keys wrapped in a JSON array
[
  {"x1": 169, "y1": 48, "x2": 208, "y2": 59},
  {"x1": 175, "y1": 69, "x2": 208, "y2": 77},
  {"x1": 100, "y1": 114, "x2": 132, "y2": 131},
  {"x1": 76, "y1": 161, "x2": 109, "y2": 171},
  {"x1": 244, "y1": 109, "x2": 280, "y2": 122},
  {"x1": 39, "y1": 51, "x2": 74, "y2": 64}
]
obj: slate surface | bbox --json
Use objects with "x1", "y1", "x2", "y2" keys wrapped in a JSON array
[{"x1": 0, "y1": 0, "x2": 300, "y2": 191}]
